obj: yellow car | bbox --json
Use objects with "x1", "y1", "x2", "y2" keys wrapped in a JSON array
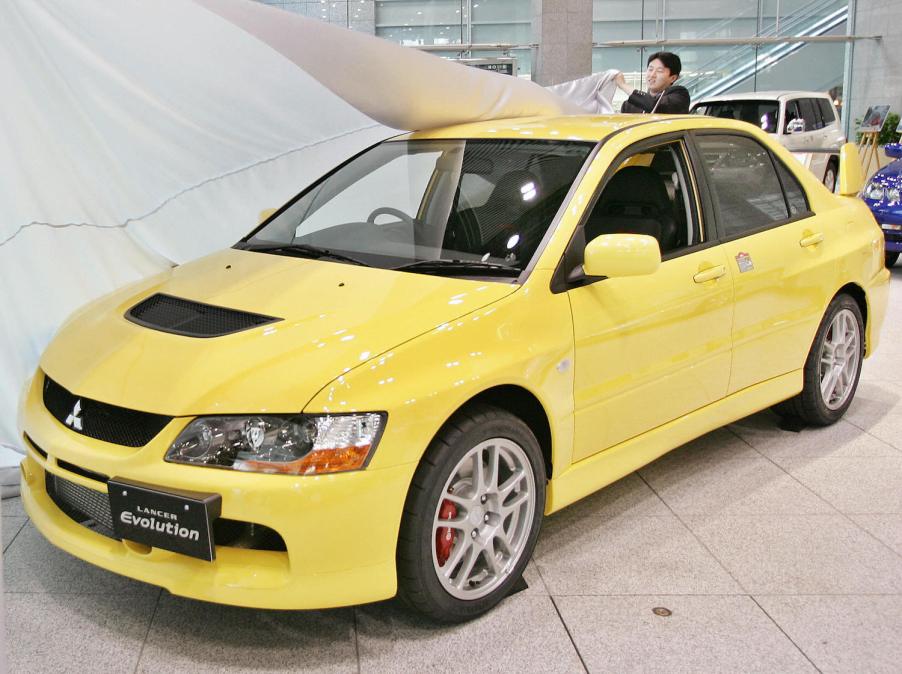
[{"x1": 18, "y1": 114, "x2": 889, "y2": 622}]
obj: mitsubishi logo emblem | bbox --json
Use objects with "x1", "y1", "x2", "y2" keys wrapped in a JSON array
[{"x1": 65, "y1": 400, "x2": 83, "y2": 431}]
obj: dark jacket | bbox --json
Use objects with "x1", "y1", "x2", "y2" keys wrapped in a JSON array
[{"x1": 620, "y1": 85, "x2": 690, "y2": 114}]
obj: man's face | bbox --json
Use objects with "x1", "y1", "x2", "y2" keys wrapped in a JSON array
[{"x1": 646, "y1": 59, "x2": 678, "y2": 94}]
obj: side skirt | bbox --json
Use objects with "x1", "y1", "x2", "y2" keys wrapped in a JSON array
[{"x1": 545, "y1": 370, "x2": 802, "y2": 514}]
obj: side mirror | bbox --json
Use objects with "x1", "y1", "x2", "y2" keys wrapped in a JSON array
[
  {"x1": 259, "y1": 208, "x2": 277, "y2": 224},
  {"x1": 582, "y1": 233, "x2": 661, "y2": 279},
  {"x1": 837, "y1": 143, "x2": 865, "y2": 196},
  {"x1": 885, "y1": 143, "x2": 902, "y2": 159},
  {"x1": 786, "y1": 118, "x2": 806, "y2": 134}
]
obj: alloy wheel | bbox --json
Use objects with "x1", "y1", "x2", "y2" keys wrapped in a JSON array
[
  {"x1": 818, "y1": 307, "x2": 861, "y2": 410},
  {"x1": 431, "y1": 438, "x2": 535, "y2": 600}
]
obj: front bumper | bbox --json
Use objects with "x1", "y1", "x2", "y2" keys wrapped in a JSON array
[{"x1": 19, "y1": 373, "x2": 415, "y2": 609}]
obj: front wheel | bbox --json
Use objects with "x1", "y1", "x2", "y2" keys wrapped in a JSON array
[
  {"x1": 775, "y1": 294, "x2": 864, "y2": 425},
  {"x1": 887, "y1": 251, "x2": 899, "y2": 268},
  {"x1": 396, "y1": 405, "x2": 545, "y2": 622}
]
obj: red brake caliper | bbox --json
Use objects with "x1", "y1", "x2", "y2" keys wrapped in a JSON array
[{"x1": 435, "y1": 498, "x2": 458, "y2": 567}]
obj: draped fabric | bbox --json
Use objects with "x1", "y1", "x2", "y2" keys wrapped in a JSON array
[
  {"x1": 0, "y1": 0, "x2": 613, "y2": 489},
  {"x1": 0, "y1": 0, "x2": 391, "y2": 467}
]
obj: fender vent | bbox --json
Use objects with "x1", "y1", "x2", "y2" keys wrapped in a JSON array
[{"x1": 125, "y1": 293, "x2": 280, "y2": 338}]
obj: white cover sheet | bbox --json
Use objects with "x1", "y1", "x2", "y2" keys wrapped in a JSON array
[
  {"x1": 0, "y1": 0, "x2": 392, "y2": 468},
  {"x1": 0, "y1": 0, "x2": 609, "y2": 485}
]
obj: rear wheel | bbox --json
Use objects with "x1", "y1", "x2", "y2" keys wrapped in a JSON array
[
  {"x1": 396, "y1": 405, "x2": 545, "y2": 622},
  {"x1": 887, "y1": 251, "x2": 899, "y2": 268},
  {"x1": 774, "y1": 294, "x2": 863, "y2": 425}
]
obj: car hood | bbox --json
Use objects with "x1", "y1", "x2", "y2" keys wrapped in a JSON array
[
  {"x1": 41, "y1": 248, "x2": 519, "y2": 416},
  {"x1": 873, "y1": 158, "x2": 902, "y2": 181}
]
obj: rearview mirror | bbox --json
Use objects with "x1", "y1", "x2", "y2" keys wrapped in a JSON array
[
  {"x1": 786, "y1": 118, "x2": 806, "y2": 134},
  {"x1": 885, "y1": 143, "x2": 902, "y2": 159},
  {"x1": 837, "y1": 143, "x2": 865, "y2": 196},
  {"x1": 582, "y1": 234, "x2": 661, "y2": 279}
]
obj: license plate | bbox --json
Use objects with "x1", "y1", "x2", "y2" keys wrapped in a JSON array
[
  {"x1": 108, "y1": 479, "x2": 221, "y2": 561},
  {"x1": 882, "y1": 223, "x2": 902, "y2": 231}
]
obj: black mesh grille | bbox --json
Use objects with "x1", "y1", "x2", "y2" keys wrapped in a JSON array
[
  {"x1": 43, "y1": 375, "x2": 172, "y2": 447},
  {"x1": 125, "y1": 293, "x2": 280, "y2": 337},
  {"x1": 46, "y1": 472, "x2": 118, "y2": 539}
]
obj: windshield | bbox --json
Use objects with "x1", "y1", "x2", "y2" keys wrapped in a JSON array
[
  {"x1": 242, "y1": 139, "x2": 594, "y2": 277},
  {"x1": 693, "y1": 100, "x2": 780, "y2": 134}
]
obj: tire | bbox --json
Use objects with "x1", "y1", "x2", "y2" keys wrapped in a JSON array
[
  {"x1": 823, "y1": 160, "x2": 838, "y2": 193},
  {"x1": 887, "y1": 251, "x2": 900, "y2": 268},
  {"x1": 396, "y1": 405, "x2": 545, "y2": 623},
  {"x1": 774, "y1": 294, "x2": 864, "y2": 425}
]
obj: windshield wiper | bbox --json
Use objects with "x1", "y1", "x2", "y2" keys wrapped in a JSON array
[
  {"x1": 241, "y1": 242, "x2": 370, "y2": 267},
  {"x1": 393, "y1": 259, "x2": 520, "y2": 276}
]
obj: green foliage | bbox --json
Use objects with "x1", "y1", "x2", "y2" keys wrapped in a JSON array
[
  {"x1": 883, "y1": 112, "x2": 902, "y2": 145},
  {"x1": 855, "y1": 112, "x2": 901, "y2": 145}
]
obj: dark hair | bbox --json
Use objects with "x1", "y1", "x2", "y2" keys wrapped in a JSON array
[{"x1": 647, "y1": 51, "x2": 681, "y2": 77}]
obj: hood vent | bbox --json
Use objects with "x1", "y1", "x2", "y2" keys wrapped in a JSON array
[{"x1": 125, "y1": 293, "x2": 281, "y2": 338}]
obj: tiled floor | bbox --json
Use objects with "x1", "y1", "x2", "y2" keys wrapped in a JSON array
[{"x1": 4, "y1": 268, "x2": 902, "y2": 673}]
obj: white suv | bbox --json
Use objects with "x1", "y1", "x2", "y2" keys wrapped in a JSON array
[{"x1": 692, "y1": 91, "x2": 845, "y2": 192}]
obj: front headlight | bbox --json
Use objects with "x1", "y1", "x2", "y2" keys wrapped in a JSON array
[
  {"x1": 887, "y1": 187, "x2": 901, "y2": 203},
  {"x1": 866, "y1": 182, "x2": 886, "y2": 201},
  {"x1": 165, "y1": 413, "x2": 385, "y2": 475}
]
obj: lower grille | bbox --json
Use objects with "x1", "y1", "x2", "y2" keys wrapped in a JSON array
[
  {"x1": 44, "y1": 469, "x2": 282, "y2": 552},
  {"x1": 46, "y1": 472, "x2": 118, "y2": 539}
]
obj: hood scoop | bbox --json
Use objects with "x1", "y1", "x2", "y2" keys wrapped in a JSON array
[{"x1": 125, "y1": 293, "x2": 281, "y2": 338}]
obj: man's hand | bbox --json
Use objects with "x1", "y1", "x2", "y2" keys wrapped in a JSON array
[{"x1": 614, "y1": 71, "x2": 633, "y2": 94}]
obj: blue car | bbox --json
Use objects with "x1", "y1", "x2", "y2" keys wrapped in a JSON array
[{"x1": 863, "y1": 143, "x2": 902, "y2": 267}]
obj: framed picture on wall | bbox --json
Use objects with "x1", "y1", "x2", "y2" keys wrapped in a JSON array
[{"x1": 859, "y1": 105, "x2": 891, "y2": 132}]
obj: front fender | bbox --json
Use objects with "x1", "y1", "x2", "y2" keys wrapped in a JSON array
[{"x1": 303, "y1": 270, "x2": 576, "y2": 477}]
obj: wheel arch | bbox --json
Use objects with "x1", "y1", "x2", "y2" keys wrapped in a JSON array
[
  {"x1": 441, "y1": 385, "x2": 554, "y2": 480},
  {"x1": 836, "y1": 282, "x2": 869, "y2": 352}
]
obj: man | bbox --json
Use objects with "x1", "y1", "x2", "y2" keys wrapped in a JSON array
[{"x1": 616, "y1": 52, "x2": 690, "y2": 115}]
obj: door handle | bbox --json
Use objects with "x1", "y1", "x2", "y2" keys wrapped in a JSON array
[
  {"x1": 693, "y1": 265, "x2": 726, "y2": 283},
  {"x1": 799, "y1": 232, "x2": 824, "y2": 247}
]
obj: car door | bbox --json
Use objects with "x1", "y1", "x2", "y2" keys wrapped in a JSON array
[
  {"x1": 690, "y1": 131, "x2": 835, "y2": 393},
  {"x1": 567, "y1": 135, "x2": 734, "y2": 462}
]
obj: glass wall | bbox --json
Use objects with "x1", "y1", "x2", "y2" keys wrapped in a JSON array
[
  {"x1": 374, "y1": 0, "x2": 534, "y2": 77},
  {"x1": 261, "y1": 0, "x2": 534, "y2": 77},
  {"x1": 593, "y1": 0, "x2": 849, "y2": 104},
  {"x1": 258, "y1": 0, "x2": 847, "y2": 93}
]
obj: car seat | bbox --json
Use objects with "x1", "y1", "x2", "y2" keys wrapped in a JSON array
[
  {"x1": 444, "y1": 170, "x2": 541, "y2": 255},
  {"x1": 585, "y1": 166, "x2": 678, "y2": 253}
]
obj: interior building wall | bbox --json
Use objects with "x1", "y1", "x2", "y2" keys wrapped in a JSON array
[{"x1": 849, "y1": 0, "x2": 901, "y2": 138}]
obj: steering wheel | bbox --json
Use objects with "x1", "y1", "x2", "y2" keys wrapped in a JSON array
[{"x1": 366, "y1": 206, "x2": 416, "y2": 226}]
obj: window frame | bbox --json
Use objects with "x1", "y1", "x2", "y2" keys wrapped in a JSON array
[
  {"x1": 550, "y1": 130, "x2": 714, "y2": 294},
  {"x1": 687, "y1": 130, "x2": 814, "y2": 244}
]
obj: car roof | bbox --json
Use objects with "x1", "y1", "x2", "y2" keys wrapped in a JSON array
[
  {"x1": 400, "y1": 114, "x2": 706, "y2": 142},
  {"x1": 693, "y1": 91, "x2": 832, "y2": 105}
]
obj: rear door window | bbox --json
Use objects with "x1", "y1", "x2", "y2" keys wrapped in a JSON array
[
  {"x1": 799, "y1": 98, "x2": 822, "y2": 131},
  {"x1": 817, "y1": 98, "x2": 838, "y2": 126},
  {"x1": 694, "y1": 134, "x2": 790, "y2": 238}
]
